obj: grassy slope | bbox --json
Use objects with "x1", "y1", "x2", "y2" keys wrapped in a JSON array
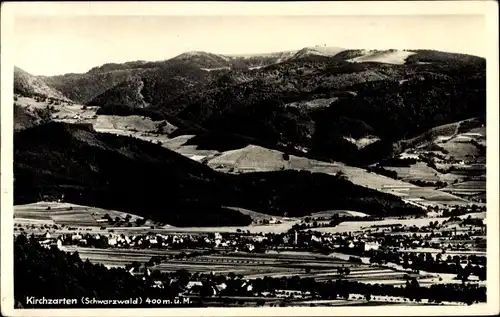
[{"x1": 14, "y1": 67, "x2": 71, "y2": 102}]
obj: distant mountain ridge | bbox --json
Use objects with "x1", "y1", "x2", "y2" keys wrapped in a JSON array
[
  {"x1": 15, "y1": 47, "x2": 486, "y2": 166},
  {"x1": 27, "y1": 47, "x2": 484, "y2": 104}
]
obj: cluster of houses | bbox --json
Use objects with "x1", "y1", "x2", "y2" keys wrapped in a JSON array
[
  {"x1": 30, "y1": 229, "x2": 421, "y2": 253},
  {"x1": 37, "y1": 232, "x2": 63, "y2": 250},
  {"x1": 31, "y1": 230, "x2": 263, "y2": 252},
  {"x1": 32, "y1": 231, "x2": 384, "y2": 263},
  {"x1": 29, "y1": 211, "x2": 485, "y2": 276},
  {"x1": 30, "y1": 210, "x2": 484, "y2": 257}
]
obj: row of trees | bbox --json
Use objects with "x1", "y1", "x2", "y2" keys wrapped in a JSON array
[
  {"x1": 102, "y1": 213, "x2": 148, "y2": 227},
  {"x1": 363, "y1": 249, "x2": 486, "y2": 281},
  {"x1": 248, "y1": 275, "x2": 485, "y2": 305},
  {"x1": 379, "y1": 157, "x2": 418, "y2": 167},
  {"x1": 367, "y1": 165, "x2": 399, "y2": 179},
  {"x1": 409, "y1": 179, "x2": 448, "y2": 188}
]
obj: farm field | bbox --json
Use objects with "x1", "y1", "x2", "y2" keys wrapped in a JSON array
[
  {"x1": 14, "y1": 202, "x2": 144, "y2": 226},
  {"x1": 92, "y1": 115, "x2": 168, "y2": 134},
  {"x1": 57, "y1": 247, "x2": 432, "y2": 287},
  {"x1": 384, "y1": 162, "x2": 441, "y2": 182},
  {"x1": 157, "y1": 220, "x2": 300, "y2": 234},
  {"x1": 311, "y1": 216, "x2": 455, "y2": 234},
  {"x1": 441, "y1": 180, "x2": 486, "y2": 196}
]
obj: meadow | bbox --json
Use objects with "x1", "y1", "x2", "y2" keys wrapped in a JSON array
[
  {"x1": 207, "y1": 146, "x2": 470, "y2": 207},
  {"x1": 14, "y1": 202, "x2": 144, "y2": 226}
]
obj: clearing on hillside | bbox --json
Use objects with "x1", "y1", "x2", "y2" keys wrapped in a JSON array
[
  {"x1": 207, "y1": 145, "x2": 470, "y2": 207},
  {"x1": 347, "y1": 50, "x2": 416, "y2": 65}
]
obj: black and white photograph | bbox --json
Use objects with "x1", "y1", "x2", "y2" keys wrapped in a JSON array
[{"x1": 1, "y1": 1, "x2": 498, "y2": 316}]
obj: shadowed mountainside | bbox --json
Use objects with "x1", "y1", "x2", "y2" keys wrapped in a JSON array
[{"x1": 14, "y1": 122, "x2": 424, "y2": 226}]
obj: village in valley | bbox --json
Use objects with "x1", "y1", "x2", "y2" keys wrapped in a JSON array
[{"x1": 14, "y1": 197, "x2": 486, "y2": 306}]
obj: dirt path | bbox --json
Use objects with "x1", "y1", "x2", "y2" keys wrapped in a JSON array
[{"x1": 443, "y1": 121, "x2": 462, "y2": 144}]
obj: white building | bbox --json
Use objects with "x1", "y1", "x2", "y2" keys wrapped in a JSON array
[
  {"x1": 108, "y1": 238, "x2": 117, "y2": 246},
  {"x1": 215, "y1": 239, "x2": 222, "y2": 247},
  {"x1": 152, "y1": 281, "x2": 164, "y2": 289},
  {"x1": 252, "y1": 236, "x2": 265, "y2": 243},
  {"x1": 216, "y1": 283, "x2": 227, "y2": 292},
  {"x1": 186, "y1": 281, "x2": 203, "y2": 289},
  {"x1": 311, "y1": 235, "x2": 322, "y2": 243},
  {"x1": 364, "y1": 241, "x2": 380, "y2": 251},
  {"x1": 245, "y1": 244, "x2": 255, "y2": 252}
]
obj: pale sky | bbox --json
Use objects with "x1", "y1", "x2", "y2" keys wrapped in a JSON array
[{"x1": 13, "y1": 15, "x2": 486, "y2": 76}]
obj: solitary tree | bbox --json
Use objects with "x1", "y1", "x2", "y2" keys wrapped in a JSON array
[
  {"x1": 15, "y1": 234, "x2": 28, "y2": 245},
  {"x1": 365, "y1": 293, "x2": 372, "y2": 301}
]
